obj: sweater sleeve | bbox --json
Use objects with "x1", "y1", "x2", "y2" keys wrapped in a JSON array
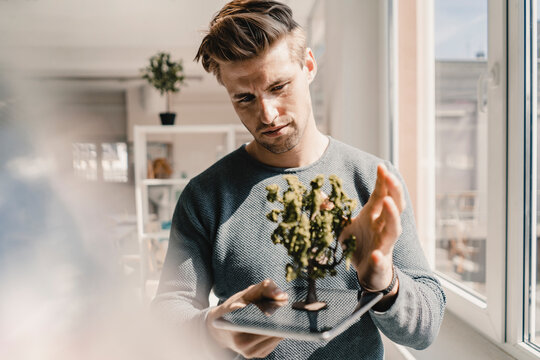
[
  {"x1": 369, "y1": 162, "x2": 446, "y2": 350},
  {"x1": 150, "y1": 183, "x2": 236, "y2": 359}
]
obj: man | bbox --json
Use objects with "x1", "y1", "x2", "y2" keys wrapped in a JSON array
[{"x1": 152, "y1": 1, "x2": 446, "y2": 359}]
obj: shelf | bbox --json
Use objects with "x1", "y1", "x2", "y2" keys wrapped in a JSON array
[
  {"x1": 134, "y1": 124, "x2": 249, "y2": 302},
  {"x1": 142, "y1": 178, "x2": 190, "y2": 186},
  {"x1": 134, "y1": 124, "x2": 247, "y2": 135}
]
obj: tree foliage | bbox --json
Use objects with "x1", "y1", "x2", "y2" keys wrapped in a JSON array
[{"x1": 266, "y1": 175, "x2": 357, "y2": 283}]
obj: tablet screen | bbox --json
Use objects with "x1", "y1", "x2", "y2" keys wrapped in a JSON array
[{"x1": 213, "y1": 287, "x2": 382, "y2": 341}]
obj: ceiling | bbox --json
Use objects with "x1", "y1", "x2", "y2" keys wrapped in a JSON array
[{"x1": 0, "y1": 0, "x2": 318, "y2": 93}]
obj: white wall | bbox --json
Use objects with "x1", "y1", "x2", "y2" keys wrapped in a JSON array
[
  {"x1": 381, "y1": 312, "x2": 516, "y2": 360},
  {"x1": 125, "y1": 80, "x2": 239, "y2": 142},
  {"x1": 16, "y1": 80, "x2": 137, "y2": 252},
  {"x1": 408, "y1": 311, "x2": 515, "y2": 360},
  {"x1": 324, "y1": 0, "x2": 389, "y2": 160}
]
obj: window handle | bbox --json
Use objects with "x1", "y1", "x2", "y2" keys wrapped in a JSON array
[{"x1": 477, "y1": 62, "x2": 500, "y2": 114}]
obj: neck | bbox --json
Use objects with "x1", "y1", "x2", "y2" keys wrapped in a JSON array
[{"x1": 246, "y1": 123, "x2": 329, "y2": 168}]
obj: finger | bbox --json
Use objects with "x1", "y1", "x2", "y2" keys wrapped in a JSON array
[
  {"x1": 243, "y1": 336, "x2": 283, "y2": 359},
  {"x1": 210, "y1": 296, "x2": 249, "y2": 320},
  {"x1": 379, "y1": 196, "x2": 401, "y2": 250},
  {"x1": 233, "y1": 332, "x2": 274, "y2": 351},
  {"x1": 213, "y1": 280, "x2": 288, "y2": 320},
  {"x1": 384, "y1": 171, "x2": 406, "y2": 213},
  {"x1": 243, "y1": 279, "x2": 288, "y2": 303},
  {"x1": 372, "y1": 211, "x2": 386, "y2": 235},
  {"x1": 255, "y1": 298, "x2": 288, "y2": 316},
  {"x1": 211, "y1": 282, "x2": 272, "y2": 319},
  {"x1": 367, "y1": 164, "x2": 388, "y2": 210}
]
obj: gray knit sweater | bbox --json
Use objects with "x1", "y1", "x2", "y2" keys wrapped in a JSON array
[{"x1": 152, "y1": 137, "x2": 446, "y2": 359}]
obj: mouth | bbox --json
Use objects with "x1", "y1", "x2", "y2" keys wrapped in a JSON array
[{"x1": 261, "y1": 124, "x2": 288, "y2": 137}]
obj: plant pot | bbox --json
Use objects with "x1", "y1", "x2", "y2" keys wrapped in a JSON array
[{"x1": 159, "y1": 112, "x2": 176, "y2": 125}]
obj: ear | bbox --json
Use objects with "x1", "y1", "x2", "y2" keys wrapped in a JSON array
[{"x1": 304, "y1": 48, "x2": 317, "y2": 84}]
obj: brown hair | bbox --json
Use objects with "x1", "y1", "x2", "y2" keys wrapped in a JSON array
[{"x1": 194, "y1": 0, "x2": 306, "y2": 83}]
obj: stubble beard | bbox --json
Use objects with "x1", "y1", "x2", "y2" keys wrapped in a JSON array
[{"x1": 256, "y1": 122, "x2": 301, "y2": 154}]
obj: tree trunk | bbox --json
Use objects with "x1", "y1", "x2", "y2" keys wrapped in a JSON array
[
  {"x1": 292, "y1": 276, "x2": 326, "y2": 311},
  {"x1": 306, "y1": 277, "x2": 318, "y2": 304}
]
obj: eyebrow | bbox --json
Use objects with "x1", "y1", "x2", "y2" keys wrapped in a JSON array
[{"x1": 232, "y1": 78, "x2": 289, "y2": 100}]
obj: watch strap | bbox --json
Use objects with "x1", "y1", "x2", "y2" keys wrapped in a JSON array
[{"x1": 361, "y1": 265, "x2": 398, "y2": 296}]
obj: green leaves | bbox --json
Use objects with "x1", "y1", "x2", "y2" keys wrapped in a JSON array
[
  {"x1": 266, "y1": 174, "x2": 358, "y2": 282},
  {"x1": 266, "y1": 209, "x2": 281, "y2": 222},
  {"x1": 265, "y1": 184, "x2": 281, "y2": 202},
  {"x1": 140, "y1": 52, "x2": 185, "y2": 96},
  {"x1": 286, "y1": 264, "x2": 298, "y2": 282}
]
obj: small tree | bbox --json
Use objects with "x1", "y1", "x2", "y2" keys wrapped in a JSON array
[
  {"x1": 141, "y1": 52, "x2": 185, "y2": 113},
  {"x1": 266, "y1": 174, "x2": 357, "y2": 311}
]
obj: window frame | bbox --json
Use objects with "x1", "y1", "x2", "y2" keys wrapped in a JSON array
[
  {"x1": 438, "y1": 0, "x2": 507, "y2": 343},
  {"x1": 505, "y1": 0, "x2": 539, "y2": 357},
  {"x1": 414, "y1": 0, "x2": 540, "y2": 357},
  {"x1": 415, "y1": 0, "x2": 507, "y2": 343}
]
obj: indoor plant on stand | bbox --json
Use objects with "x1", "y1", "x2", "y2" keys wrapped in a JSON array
[{"x1": 141, "y1": 52, "x2": 185, "y2": 125}]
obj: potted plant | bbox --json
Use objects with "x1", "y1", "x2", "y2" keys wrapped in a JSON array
[
  {"x1": 266, "y1": 174, "x2": 357, "y2": 311},
  {"x1": 141, "y1": 52, "x2": 185, "y2": 125}
]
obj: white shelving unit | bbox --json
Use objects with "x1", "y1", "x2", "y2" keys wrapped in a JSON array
[{"x1": 133, "y1": 124, "x2": 249, "y2": 301}]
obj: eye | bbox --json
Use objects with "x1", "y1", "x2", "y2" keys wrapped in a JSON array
[
  {"x1": 238, "y1": 94, "x2": 255, "y2": 103},
  {"x1": 272, "y1": 83, "x2": 287, "y2": 92}
]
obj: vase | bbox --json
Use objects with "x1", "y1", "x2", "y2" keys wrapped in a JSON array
[{"x1": 159, "y1": 112, "x2": 176, "y2": 125}]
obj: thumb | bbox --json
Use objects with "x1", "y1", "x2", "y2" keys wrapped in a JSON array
[
  {"x1": 243, "y1": 279, "x2": 288, "y2": 303},
  {"x1": 211, "y1": 279, "x2": 287, "y2": 320},
  {"x1": 208, "y1": 293, "x2": 248, "y2": 321}
]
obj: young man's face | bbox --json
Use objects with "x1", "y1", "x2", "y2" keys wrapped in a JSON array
[{"x1": 219, "y1": 37, "x2": 316, "y2": 156}]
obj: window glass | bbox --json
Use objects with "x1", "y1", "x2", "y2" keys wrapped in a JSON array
[
  {"x1": 72, "y1": 143, "x2": 97, "y2": 181},
  {"x1": 434, "y1": 0, "x2": 488, "y2": 296},
  {"x1": 101, "y1": 142, "x2": 128, "y2": 183}
]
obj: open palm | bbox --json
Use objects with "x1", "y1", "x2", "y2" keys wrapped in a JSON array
[{"x1": 340, "y1": 164, "x2": 406, "y2": 291}]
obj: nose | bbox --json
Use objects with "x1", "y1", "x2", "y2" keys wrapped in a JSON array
[{"x1": 259, "y1": 97, "x2": 279, "y2": 124}]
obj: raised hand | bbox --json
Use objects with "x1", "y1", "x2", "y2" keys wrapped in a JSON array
[
  {"x1": 340, "y1": 164, "x2": 406, "y2": 294},
  {"x1": 206, "y1": 279, "x2": 288, "y2": 359}
]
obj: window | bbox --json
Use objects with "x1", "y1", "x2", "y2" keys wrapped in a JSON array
[
  {"x1": 72, "y1": 143, "x2": 98, "y2": 181},
  {"x1": 404, "y1": 0, "x2": 540, "y2": 357},
  {"x1": 423, "y1": 0, "x2": 507, "y2": 343},
  {"x1": 73, "y1": 142, "x2": 128, "y2": 183},
  {"x1": 101, "y1": 142, "x2": 128, "y2": 183},
  {"x1": 434, "y1": 0, "x2": 488, "y2": 298},
  {"x1": 413, "y1": 0, "x2": 540, "y2": 357}
]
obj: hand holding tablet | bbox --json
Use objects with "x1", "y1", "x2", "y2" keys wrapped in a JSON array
[{"x1": 213, "y1": 287, "x2": 382, "y2": 342}]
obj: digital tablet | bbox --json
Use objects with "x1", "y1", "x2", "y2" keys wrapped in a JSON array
[{"x1": 212, "y1": 287, "x2": 383, "y2": 342}]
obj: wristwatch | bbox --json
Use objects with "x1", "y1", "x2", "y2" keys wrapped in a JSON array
[{"x1": 360, "y1": 265, "x2": 398, "y2": 296}]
